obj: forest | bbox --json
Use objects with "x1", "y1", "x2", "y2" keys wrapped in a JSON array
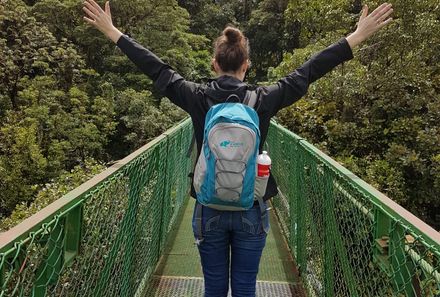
[{"x1": 0, "y1": 0, "x2": 439, "y2": 230}]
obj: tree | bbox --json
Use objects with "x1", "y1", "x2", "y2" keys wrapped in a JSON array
[
  {"x1": 245, "y1": 0, "x2": 291, "y2": 81},
  {"x1": 1, "y1": 0, "x2": 196, "y2": 219},
  {"x1": 0, "y1": 159, "x2": 105, "y2": 231},
  {"x1": 0, "y1": 0, "x2": 117, "y2": 217},
  {"x1": 271, "y1": 0, "x2": 440, "y2": 227}
]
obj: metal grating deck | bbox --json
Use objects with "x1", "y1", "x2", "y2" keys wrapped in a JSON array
[
  {"x1": 144, "y1": 276, "x2": 304, "y2": 297},
  {"x1": 146, "y1": 198, "x2": 306, "y2": 296}
]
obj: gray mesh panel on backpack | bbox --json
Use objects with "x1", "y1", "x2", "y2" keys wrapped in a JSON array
[{"x1": 208, "y1": 123, "x2": 256, "y2": 202}]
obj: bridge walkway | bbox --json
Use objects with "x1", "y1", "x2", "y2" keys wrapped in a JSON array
[{"x1": 144, "y1": 198, "x2": 306, "y2": 296}]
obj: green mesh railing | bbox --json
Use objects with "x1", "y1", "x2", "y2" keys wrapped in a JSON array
[
  {"x1": 1, "y1": 119, "x2": 439, "y2": 297},
  {"x1": 0, "y1": 119, "x2": 194, "y2": 297},
  {"x1": 267, "y1": 121, "x2": 440, "y2": 297}
]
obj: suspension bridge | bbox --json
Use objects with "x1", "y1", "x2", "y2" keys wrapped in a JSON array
[{"x1": 1, "y1": 118, "x2": 439, "y2": 296}]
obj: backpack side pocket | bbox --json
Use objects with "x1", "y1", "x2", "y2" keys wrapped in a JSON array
[
  {"x1": 194, "y1": 152, "x2": 207, "y2": 195},
  {"x1": 254, "y1": 175, "x2": 268, "y2": 200}
]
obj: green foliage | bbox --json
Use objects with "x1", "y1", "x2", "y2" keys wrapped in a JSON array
[
  {"x1": 0, "y1": 0, "x2": 192, "y2": 218},
  {"x1": 97, "y1": 0, "x2": 212, "y2": 81},
  {"x1": 0, "y1": 0, "x2": 112, "y2": 216},
  {"x1": 0, "y1": 123, "x2": 47, "y2": 214},
  {"x1": 272, "y1": 0, "x2": 440, "y2": 227},
  {"x1": 245, "y1": 0, "x2": 292, "y2": 81},
  {"x1": 2, "y1": 0, "x2": 438, "y2": 230},
  {"x1": 178, "y1": 0, "x2": 255, "y2": 40},
  {"x1": 286, "y1": 0, "x2": 359, "y2": 46},
  {"x1": 0, "y1": 159, "x2": 105, "y2": 231},
  {"x1": 179, "y1": 0, "x2": 294, "y2": 82},
  {"x1": 114, "y1": 89, "x2": 185, "y2": 151}
]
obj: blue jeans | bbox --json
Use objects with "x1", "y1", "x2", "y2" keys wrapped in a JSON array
[{"x1": 192, "y1": 201, "x2": 270, "y2": 297}]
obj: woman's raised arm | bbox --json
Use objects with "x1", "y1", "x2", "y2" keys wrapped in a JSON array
[
  {"x1": 260, "y1": 3, "x2": 394, "y2": 116},
  {"x1": 82, "y1": 0, "x2": 200, "y2": 113}
]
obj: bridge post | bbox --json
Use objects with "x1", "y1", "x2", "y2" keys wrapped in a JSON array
[
  {"x1": 389, "y1": 221, "x2": 417, "y2": 296},
  {"x1": 64, "y1": 204, "x2": 83, "y2": 266},
  {"x1": 323, "y1": 165, "x2": 335, "y2": 297},
  {"x1": 289, "y1": 142, "x2": 299, "y2": 253},
  {"x1": 373, "y1": 208, "x2": 392, "y2": 273},
  {"x1": 373, "y1": 208, "x2": 418, "y2": 296},
  {"x1": 158, "y1": 130, "x2": 174, "y2": 254},
  {"x1": 119, "y1": 171, "x2": 142, "y2": 297},
  {"x1": 32, "y1": 217, "x2": 65, "y2": 297},
  {"x1": 0, "y1": 257, "x2": 3, "y2": 292},
  {"x1": 295, "y1": 146, "x2": 307, "y2": 276}
]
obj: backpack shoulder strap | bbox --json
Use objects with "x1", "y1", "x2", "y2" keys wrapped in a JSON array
[{"x1": 243, "y1": 90, "x2": 259, "y2": 109}]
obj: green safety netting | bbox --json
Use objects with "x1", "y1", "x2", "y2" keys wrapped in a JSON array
[
  {"x1": 0, "y1": 119, "x2": 194, "y2": 297},
  {"x1": 1, "y1": 118, "x2": 439, "y2": 297},
  {"x1": 267, "y1": 121, "x2": 440, "y2": 297}
]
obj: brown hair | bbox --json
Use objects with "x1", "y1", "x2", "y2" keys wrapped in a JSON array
[{"x1": 214, "y1": 26, "x2": 249, "y2": 73}]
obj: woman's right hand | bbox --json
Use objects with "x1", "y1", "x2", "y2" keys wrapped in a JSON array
[{"x1": 83, "y1": 0, "x2": 122, "y2": 43}]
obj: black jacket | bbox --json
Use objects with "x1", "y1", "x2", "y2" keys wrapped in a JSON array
[{"x1": 116, "y1": 34, "x2": 354, "y2": 201}]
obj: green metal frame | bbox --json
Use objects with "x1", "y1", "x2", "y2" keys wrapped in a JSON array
[{"x1": 64, "y1": 205, "x2": 82, "y2": 266}]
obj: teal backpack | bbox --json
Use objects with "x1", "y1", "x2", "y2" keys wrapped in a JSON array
[{"x1": 192, "y1": 91, "x2": 270, "y2": 244}]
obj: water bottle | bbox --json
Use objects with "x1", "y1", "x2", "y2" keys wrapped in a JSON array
[{"x1": 257, "y1": 151, "x2": 271, "y2": 177}]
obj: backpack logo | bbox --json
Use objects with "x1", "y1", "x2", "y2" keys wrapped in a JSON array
[
  {"x1": 220, "y1": 140, "x2": 244, "y2": 148},
  {"x1": 220, "y1": 140, "x2": 231, "y2": 147}
]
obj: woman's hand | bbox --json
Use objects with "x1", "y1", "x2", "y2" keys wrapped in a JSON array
[
  {"x1": 83, "y1": 0, "x2": 122, "y2": 43},
  {"x1": 347, "y1": 3, "x2": 394, "y2": 49}
]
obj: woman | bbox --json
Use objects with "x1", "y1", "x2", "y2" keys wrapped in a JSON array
[{"x1": 82, "y1": 1, "x2": 393, "y2": 296}]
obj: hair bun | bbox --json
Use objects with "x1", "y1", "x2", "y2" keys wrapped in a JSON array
[
  {"x1": 223, "y1": 26, "x2": 243, "y2": 44},
  {"x1": 214, "y1": 26, "x2": 249, "y2": 73}
]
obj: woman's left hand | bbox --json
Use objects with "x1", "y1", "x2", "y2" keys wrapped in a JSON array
[{"x1": 347, "y1": 3, "x2": 394, "y2": 49}]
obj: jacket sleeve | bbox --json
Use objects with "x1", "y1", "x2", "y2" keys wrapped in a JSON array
[
  {"x1": 259, "y1": 37, "x2": 354, "y2": 116},
  {"x1": 116, "y1": 34, "x2": 199, "y2": 113}
]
